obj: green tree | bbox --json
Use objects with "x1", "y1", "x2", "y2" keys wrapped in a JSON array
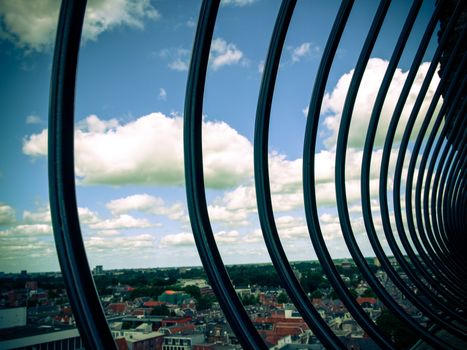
[
  {"x1": 150, "y1": 304, "x2": 170, "y2": 316},
  {"x1": 376, "y1": 309, "x2": 418, "y2": 349},
  {"x1": 300, "y1": 272, "x2": 326, "y2": 293},
  {"x1": 183, "y1": 285, "x2": 201, "y2": 300},
  {"x1": 310, "y1": 290, "x2": 323, "y2": 299},
  {"x1": 277, "y1": 292, "x2": 289, "y2": 304},
  {"x1": 360, "y1": 288, "x2": 377, "y2": 298},
  {"x1": 240, "y1": 294, "x2": 259, "y2": 306},
  {"x1": 197, "y1": 295, "x2": 215, "y2": 311}
]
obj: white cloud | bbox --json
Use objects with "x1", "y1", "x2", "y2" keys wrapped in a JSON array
[
  {"x1": 258, "y1": 60, "x2": 265, "y2": 74},
  {"x1": 26, "y1": 115, "x2": 41, "y2": 124},
  {"x1": 214, "y1": 230, "x2": 240, "y2": 244},
  {"x1": 22, "y1": 204, "x2": 100, "y2": 226},
  {"x1": 222, "y1": 0, "x2": 257, "y2": 6},
  {"x1": 169, "y1": 59, "x2": 189, "y2": 71},
  {"x1": 208, "y1": 204, "x2": 250, "y2": 226},
  {"x1": 85, "y1": 233, "x2": 155, "y2": 252},
  {"x1": 0, "y1": 203, "x2": 16, "y2": 225},
  {"x1": 88, "y1": 214, "x2": 153, "y2": 230},
  {"x1": 158, "y1": 87, "x2": 167, "y2": 101},
  {"x1": 0, "y1": 0, "x2": 160, "y2": 53},
  {"x1": 321, "y1": 59, "x2": 439, "y2": 149},
  {"x1": 289, "y1": 42, "x2": 319, "y2": 63},
  {"x1": 276, "y1": 215, "x2": 309, "y2": 240},
  {"x1": 22, "y1": 129, "x2": 47, "y2": 157},
  {"x1": 159, "y1": 232, "x2": 195, "y2": 247},
  {"x1": 23, "y1": 206, "x2": 51, "y2": 224},
  {"x1": 186, "y1": 18, "x2": 196, "y2": 28},
  {"x1": 23, "y1": 112, "x2": 254, "y2": 188},
  {"x1": 0, "y1": 224, "x2": 52, "y2": 238},
  {"x1": 78, "y1": 207, "x2": 101, "y2": 225},
  {"x1": 160, "y1": 47, "x2": 190, "y2": 71},
  {"x1": 210, "y1": 37, "x2": 244, "y2": 70},
  {"x1": 107, "y1": 194, "x2": 185, "y2": 221}
]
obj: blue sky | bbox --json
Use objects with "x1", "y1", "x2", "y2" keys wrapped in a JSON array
[{"x1": 0, "y1": 0, "x2": 441, "y2": 273}]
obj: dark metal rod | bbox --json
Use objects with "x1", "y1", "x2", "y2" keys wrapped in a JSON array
[
  {"x1": 402, "y1": 24, "x2": 467, "y2": 297},
  {"x1": 423, "y1": 104, "x2": 464, "y2": 269},
  {"x1": 430, "y1": 96, "x2": 467, "y2": 270},
  {"x1": 254, "y1": 0, "x2": 347, "y2": 348},
  {"x1": 407, "y1": 49, "x2": 467, "y2": 296},
  {"x1": 304, "y1": 1, "x2": 395, "y2": 349},
  {"x1": 334, "y1": 0, "x2": 458, "y2": 345},
  {"x1": 434, "y1": 121, "x2": 467, "y2": 269},
  {"x1": 418, "y1": 73, "x2": 467, "y2": 282},
  {"x1": 360, "y1": 0, "x2": 467, "y2": 332},
  {"x1": 383, "y1": 0, "x2": 466, "y2": 302},
  {"x1": 183, "y1": 1, "x2": 267, "y2": 348},
  {"x1": 407, "y1": 52, "x2": 467, "y2": 317},
  {"x1": 48, "y1": 0, "x2": 117, "y2": 349}
]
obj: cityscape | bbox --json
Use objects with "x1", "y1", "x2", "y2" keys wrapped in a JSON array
[
  {"x1": 1, "y1": 259, "x2": 419, "y2": 349},
  {"x1": 1, "y1": 0, "x2": 465, "y2": 349}
]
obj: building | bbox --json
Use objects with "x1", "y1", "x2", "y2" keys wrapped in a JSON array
[
  {"x1": 0, "y1": 307, "x2": 27, "y2": 329},
  {"x1": 0, "y1": 325, "x2": 83, "y2": 350},
  {"x1": 92, "y1": 265, "x2": 104, "y2": 276},
  {"x1": 115, "y1": 330, "x2": 165, "y2": 350},
  {"x1": 162, "y1": 333, "x2": 204, "y2": 350},
  {"x1": 158, "y1": 290, "x2": 191, "y2": 305}
]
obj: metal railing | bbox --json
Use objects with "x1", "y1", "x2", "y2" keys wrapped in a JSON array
[{"x1": 48, "y1": 0, "x2": 466, "y2": 349}]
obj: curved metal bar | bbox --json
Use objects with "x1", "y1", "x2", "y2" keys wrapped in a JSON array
[
  {"x1": 407, "y1": 53, "x2": 467, "y2": 317},
  {"x1": 418, "y1": 74, "x2": 467, "y2": 281},
  {"x1": 431, "y1": 105, "x2": 467, "y2": 269},
  {"x1": 453, "y1": 148, "x2": 467, "y2": 238},
  {"x1": 406, "y1": 49, "x2": 467, "y2": 296},
  {"x1": 450, "y1": 142, "x2": 467, "y2": 240},
  {"x1": 443, "y1": 143, "x2": 466, "y2": 256},
  {"x1": 254, "y1": 0, "x2": 347, "y2": 348},
  {"x1": 447, "y1": 146, "x2": 466, "y2": 244},
  {"x1": 304, "y1": 1, "x2": 395, "y2": 349},
  {"x1": 377, "y1": 0, "x2": 455, "y2": 303},
  {"x1": 48, "y1": 1, "x2": 117, "y2": 349},
  {"x1": 402, "y1": 25, "x2": 467, "y2": 297},
  {"x1": 434, "y1": 121, "x2": 467, "y2": 269},
  {"x1": 423, "y1": 99, "x2": 466, "y2": 270},
  {"x1": 437, "y1": 145, "x2": 455, "y2": 244},
  {"x1": 333, "y1": 0, "x2": 459, "y2": 346},
  {"x1": 431, "y1": 100, "x2": 467, "y2": 274},
  {"x1": 409, "y1": 45, "x2": 467, "y2": 285},
  {"x1": 183, "y1": 1, "x2": 267, "y2": 348},
  {"x1": 360, "y1": 0, "x2": 467, "y2": 332},
  {"x1": 383, "y1": 0, "x2": 466, "y2": 302}
]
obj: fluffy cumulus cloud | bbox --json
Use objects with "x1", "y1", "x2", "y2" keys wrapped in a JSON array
[
  {"x1": 159, "y1": 232, "x2": 195, "y2": 247},
  {"x1": 0, "y1": 203, "x2": 16, "y2": 225},
  {"x1": 159, "y1": 47, "x2": 190, "y2": 71},
  {"x1": 321, "y1": 58, "x2": 439, "y2": 149},
  {"x1": 22, "y1": 204, "x2": 101, "y2": 226},
  {"x1": 221, "y1": 0, "x2": 257, "y2": 7},
  {"x1": 158, "y1": 88, "x2": 167, "y2": 101},
  {"x1": 88, "y1": 214, "x2": 153, "y2": 230},
  {"x1": 107, "y1": 194, "x2": 185, "y2": 221},
  {"x1": 159, "y1": 38, "x2": 245, "y2": 72},
  {"x1": 0, "y1": 0, "x2": 159, "y2": 52},
  {"x1": 25, "y1": 115, "x2": 42, "y2": 125},
  {"x1": 0, "y1": 224, "x2": 52, "y2": 238},
  {"x1": 85, "y1": 233, "x2": 156, "y2": 253},
  {"x1": 23, "y1": 112, "x2": 254, "y2": 188},
  {"x1": 289, "y1": 42, "x2": 319, "y2": 63},
  {"x1": 210, "y1": 37, "x2": 244, "y2": 70}
]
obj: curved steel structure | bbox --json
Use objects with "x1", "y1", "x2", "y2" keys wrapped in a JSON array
[{"x1": 48, "y1": 0, "x2": 466, "y2": 349}]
